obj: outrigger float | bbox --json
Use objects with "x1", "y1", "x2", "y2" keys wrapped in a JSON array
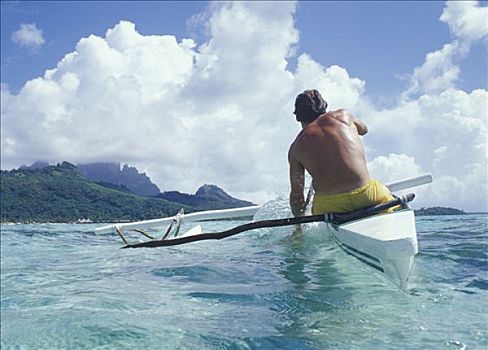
[{"x1": 95, "y1": 174, "x2": 432, "y2": 289}]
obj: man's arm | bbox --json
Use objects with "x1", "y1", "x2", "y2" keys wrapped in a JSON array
[
  {"x1": 342, "y1": 109, "x2": 368, "y2": 135},
  {"x1": 353, "y1": 117, "x2": 368, "y2": 136},
  {"x1": 288, "y1": 146, "x2": 306, "y2": 217}
]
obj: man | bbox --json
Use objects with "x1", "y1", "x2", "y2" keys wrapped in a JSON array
[{"x1": 288, "y1": 89, "x2": 394, "y2": 217}]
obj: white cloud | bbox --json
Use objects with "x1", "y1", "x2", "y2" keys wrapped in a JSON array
[
  {"x1": 403, "y1": 1, "x2": 487, "y2": 99},
  {"x1": 368, "y1": 154, "x2": 423, "y2": 183},
  {"x1": 1, "y1": 6, "x2": 312, "y2": 203},
  {"x1": 11, "y1": 23, "x2": 45, "y2": 51},
  {"x1": 294, "y1": 54, "x2": 365, "y2": 110},
  {"x1": 362, "y1": 87, "x2": 488, "y2": 211},
  {"x1": 403, "y1": 41, "x2": 463, "y2": 98},
  {"x1": 382, "y1": 1, "x2": 488, "y2": 211},
  {"x1": 440, "y1": 1, "x2": 488, "y2": 42},
  {"x1": 1, "y1": 1, "x2": 487, "y2": 211}
]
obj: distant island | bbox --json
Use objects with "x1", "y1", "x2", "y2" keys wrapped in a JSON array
[
  {"x1": 1, "y1": 161, "x2": 253, "y2": 223},
  {"x1": 414, "y1": 207, "x2": 466, "y2": 216}
]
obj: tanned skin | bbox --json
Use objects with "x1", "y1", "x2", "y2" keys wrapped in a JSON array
[{"x1": 288, "y1": 109, "x2": 370, "y2": 217}]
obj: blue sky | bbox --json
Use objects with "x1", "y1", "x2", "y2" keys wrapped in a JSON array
[
  {"x1": 295, "y1": 1, "x2": 487, "y2": 101},
  {"x1": 1, "y1": 1, "x2": 487, "y2": 210},
  {"x1": 3, "y1": 1, "x2": 486, "y2": 99}
]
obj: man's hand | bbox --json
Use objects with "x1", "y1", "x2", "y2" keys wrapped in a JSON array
[{"x1": 292, "y1": 224, "x2": 303, "y2": 236}]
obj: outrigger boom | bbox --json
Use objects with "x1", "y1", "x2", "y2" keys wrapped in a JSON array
[{"x1": 95, "y1": 205, "x2": 260, "y2": 234}]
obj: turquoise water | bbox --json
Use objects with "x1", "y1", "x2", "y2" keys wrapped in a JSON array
[{"x1": 1, "y1": 206, "x2": 487, "y2": 349}]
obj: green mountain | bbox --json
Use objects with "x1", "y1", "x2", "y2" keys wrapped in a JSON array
[{"x1": 1, "y1": 162, "x2": 190, "y2": 223}]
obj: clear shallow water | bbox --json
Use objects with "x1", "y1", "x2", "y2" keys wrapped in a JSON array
[{"x1": 1, "y1": 206, "x2": 487, "y2": 349}]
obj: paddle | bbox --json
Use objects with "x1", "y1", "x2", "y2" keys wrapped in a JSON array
[{"x1": 121, "y1": 193, "x2": 415, "y2": 249}]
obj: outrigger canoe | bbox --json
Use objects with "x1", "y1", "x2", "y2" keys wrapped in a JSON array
[{"x1": 95, "y1": 174, "x2": 432, "y2": 289}]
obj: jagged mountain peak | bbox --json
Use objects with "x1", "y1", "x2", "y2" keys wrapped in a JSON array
[
  {"x1": 195, "y1": 184, "x2": 230, "y2": 198},
  {"x1": 77, "y1": 162, "x2": 160, "y2": 197},
  {"x1": 158, "y1": 184, "x2": 254, "y2": 210},
  {"x1": 19, "y1": 161, "x2": 50, "y2": 170}
]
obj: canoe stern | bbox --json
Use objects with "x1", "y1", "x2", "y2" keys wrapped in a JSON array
[{"x1": 329, "y1": 209, "x2": 418, "y2": 288}]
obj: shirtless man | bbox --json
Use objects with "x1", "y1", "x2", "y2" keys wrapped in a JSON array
[{"x1": 288, "y1": 89, "x2": 393, "y2": 217}]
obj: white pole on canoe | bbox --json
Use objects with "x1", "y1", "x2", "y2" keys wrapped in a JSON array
[
  {"x1": 95, "y1": 205, "x2": 261, "y2": 234},
  {"x1": 386, "y1": 174, "x2": 432, "y2": 192}
]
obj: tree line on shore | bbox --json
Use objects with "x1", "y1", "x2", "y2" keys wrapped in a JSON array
[{"x1": 0, "y1": 162, "x2": 252, "y2": 223}]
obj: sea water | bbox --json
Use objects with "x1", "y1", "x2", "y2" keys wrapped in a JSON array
[{"x1": 1, "y1": 204, "x2": 487, "y2": 349}]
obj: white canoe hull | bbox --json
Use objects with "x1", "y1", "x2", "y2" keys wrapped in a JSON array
[
  {"x1": 327, "y1": 209, "x2": 418, "y2": 288},
  {"x1": 169, "y1": 208, "x2": 418, "y2": 289}
]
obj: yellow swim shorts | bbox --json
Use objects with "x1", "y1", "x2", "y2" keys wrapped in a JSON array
[{"x1": 312, "y1": 179, "x2": 395, "y2": 215}]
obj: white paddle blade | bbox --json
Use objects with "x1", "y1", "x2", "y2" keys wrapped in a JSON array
[{"x1": 386, "y1": 174, "x2": 432, "y2": 192}]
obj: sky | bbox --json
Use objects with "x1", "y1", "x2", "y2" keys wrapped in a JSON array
[{"x1": 1, "y1": 1, "x2": 487, "y2": 211}]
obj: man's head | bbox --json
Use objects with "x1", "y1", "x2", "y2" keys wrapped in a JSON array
[{"x1": 294, "y1": 89, "x2": 327, "y2": 124}]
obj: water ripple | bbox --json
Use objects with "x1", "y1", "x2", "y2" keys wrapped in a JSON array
[{"x1": 1, "y1": 215, "x2": 487, "y2": 349}]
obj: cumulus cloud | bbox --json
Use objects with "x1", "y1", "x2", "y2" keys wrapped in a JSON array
[
  {"x1": 403, "y1": 1, "x2": 487, "y2": 99},
  {"x1": 294, "y1": 54, "x2": 365, "y2": 110},
  {"x1": 403, "y1": 41, "x2": 463, "y2": 97},
  {"x1": 368, "y1": 154, "x2": 423, "y2": 183},
  {"x1": 385, "y1": 1, "x2": 487, "y2": 210},
  {"x1": 11, "y1": 23, "x2": 45, "y2": 51},
  {"x1": 363, "y1": 86, "x2": 487, "y2": 211},
  {"x1": 1, "y1": 3, "x2": 365, "y2": 205},
  {"x1": 440, "y1": 1, "x2": 488, "y2": 42},
  {"x1": 1, "y1": 1, "x2": 487, "y2": 211}
]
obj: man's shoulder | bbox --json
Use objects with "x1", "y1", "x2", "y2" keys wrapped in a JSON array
[
  {"x1": 321, "y1": 109, "x2": 354, "y2": 125},
  {"x1": 288, "y1": 139, "x2": 297, "y2": 162},
  {"x1": 289, "y1": 134, "x2": 300, "y2": 151},
  {"x1": 325, "y1": 109, "x2": 351, "y2": 119},
  {"x1": 288, "y1": 132, "x2": 305, "y2": 160}
]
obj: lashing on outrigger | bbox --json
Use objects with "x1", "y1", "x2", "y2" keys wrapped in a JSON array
[{"x1": 113, "y1": 208, "x2": 185, "y2": 246}]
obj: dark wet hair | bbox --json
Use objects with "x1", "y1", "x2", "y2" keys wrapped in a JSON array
[{"x1": 294, "y1": 89, "x2": 328, "y2": 123}]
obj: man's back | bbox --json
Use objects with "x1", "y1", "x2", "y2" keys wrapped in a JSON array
[{"x1": 290, "y1": 109, "x2": 370, "y2": 195}]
